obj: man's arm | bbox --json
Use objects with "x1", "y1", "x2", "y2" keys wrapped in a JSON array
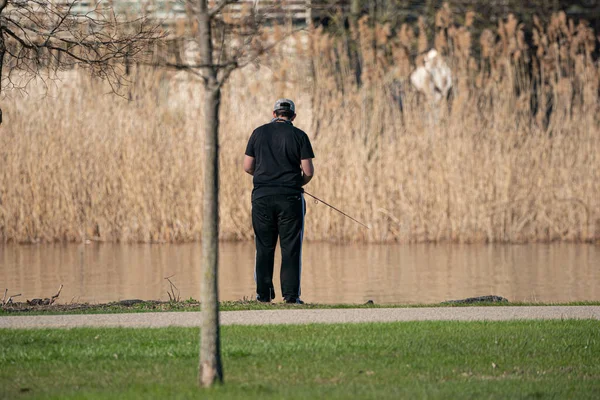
[
  {"x1": 244, "y1": 155, "x2": 255, "y2": 176},
  {"x1": 301, "y1": 158, "x2": 314, "y2": 185}
]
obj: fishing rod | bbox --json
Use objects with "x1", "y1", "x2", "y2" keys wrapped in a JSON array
[{"x1": 304, "y1": 191, "x2": 370, "y2": 229}]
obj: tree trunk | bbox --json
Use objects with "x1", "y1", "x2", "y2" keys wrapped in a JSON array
[
  {"x1": 199, "y1": 84, "x2": 223, "y2": 387},
  {"x1": 305, "y1": 0, "x2": 312, "y2": 26},
  {"x1": 350, "y1": 0, "x2": 361, "y2": 25},
  {"x1": 0, "y1": 34, "x2": 5, "y2": 95},
  {"x1": 349, "y1": 0, "x2": 362, "y2": 86},
  {"x1": 197, "y1": 0, "x2": 223, "y2": 388},
  {"x1": 0, "y1": 40, "x2": 4, "y2": 124},
  {"x1": 0, "y1": 3, "x2": 6, "y2": 124}
]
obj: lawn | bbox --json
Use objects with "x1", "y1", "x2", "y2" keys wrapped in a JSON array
[{"x1": 1, "y1": 320, "x2": 599, "y2": 399}]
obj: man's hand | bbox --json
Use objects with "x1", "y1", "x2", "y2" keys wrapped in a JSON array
[
  {"x1": 243, "y1": 155, "x2": 255, "y2": 175},
  {"x1": 301, "y1": 158, "x2": 314, "y2": 186}
]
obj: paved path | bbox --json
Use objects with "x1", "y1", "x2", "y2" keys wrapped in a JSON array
[{"x1": 1, "y1": 306, "x2": 599, "y2": 329}]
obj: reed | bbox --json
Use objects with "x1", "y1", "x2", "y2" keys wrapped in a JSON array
[{"x1": 0, "y1": 9, "x2": 598, "y2": 243}]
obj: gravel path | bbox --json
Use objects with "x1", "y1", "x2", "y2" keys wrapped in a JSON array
[{"x1": 1, "y1": 306, "x2": 599, "y2": 329}]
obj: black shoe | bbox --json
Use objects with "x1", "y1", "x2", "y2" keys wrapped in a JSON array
[
  {"x1": 284, "y1": 297, "x2": 304, "y2": 304},
  {"x1": 257, "y1": 297, "x2": 271, "y2": 303},
  {"x1": 257, "y1": 287, "x2": 276, "y2": 303}
]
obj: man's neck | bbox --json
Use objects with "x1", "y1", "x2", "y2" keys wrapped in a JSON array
[{"x1": 271, "y1": 117, "x2": 293, "y2": 125}]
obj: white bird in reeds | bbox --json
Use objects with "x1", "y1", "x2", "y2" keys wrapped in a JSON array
[{"x1": 410, "y1": 49, "x2": 452, "y2": 104}]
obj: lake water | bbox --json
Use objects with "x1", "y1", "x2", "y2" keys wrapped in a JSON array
[{"x1": 0, "y1": 243, "x2": 598, "y2": 304}]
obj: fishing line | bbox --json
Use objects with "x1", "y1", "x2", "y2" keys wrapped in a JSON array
[{"x1": 304, "y1": 191, "x2": 370, "y2": 229}]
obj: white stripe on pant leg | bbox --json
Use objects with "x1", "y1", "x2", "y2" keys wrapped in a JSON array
[
  {"x1": 254, "y1": 235, "x2": 258, "y2": 300},
  {"x1": 299, "y1": 193, "x2": 305, "y2": 298}
]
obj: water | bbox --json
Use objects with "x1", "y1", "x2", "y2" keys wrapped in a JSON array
[{"x1": 0, "y1": 243, "x2": 598, "y2": 304}]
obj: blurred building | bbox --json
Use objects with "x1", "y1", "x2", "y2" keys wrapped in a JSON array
[{"x1": 52, "y1": 1, "x2": 600, "y2": 31}]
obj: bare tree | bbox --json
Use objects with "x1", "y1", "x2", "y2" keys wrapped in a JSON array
[
  {"x1": 195, "y1": 0, "x2": 224, "y2": 388},
  {"x1": 158, "y1": 0, "x2": 301, "y2": 388},
  {"x1": 0, "y1": 0, "x2": 163, "y2": 122},
  {"x1": 195, "y1": 0, "x2": 272, "y2": 387}
]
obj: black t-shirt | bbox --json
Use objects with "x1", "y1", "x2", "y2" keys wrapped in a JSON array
[{"x1": 245, "y1": 120, "x2": 315, "y2": 201}]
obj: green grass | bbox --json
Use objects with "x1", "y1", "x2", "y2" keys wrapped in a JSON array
[
  {"x1": 2, "y1": 299, "x2": 600, "y2": 316},
  {"x1": 1, "y1": 320, "x2": 599, "y2": 399}
]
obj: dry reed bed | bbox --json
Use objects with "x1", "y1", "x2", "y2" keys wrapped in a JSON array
[{"x1": 0, "y1": 9, "x2": 598, "y2": 243}]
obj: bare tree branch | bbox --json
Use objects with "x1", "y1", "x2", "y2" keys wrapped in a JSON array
[
  {"x1": 162, "y1": 60, "x2": 238, "y2": 70},
  {"x1": 0, "y1": 0, "x2": 165, "y2": 97},
  {"x1": 154, "y1": 0, "x2": 303, "y2": 83},
  {"x1": 209, "y1": 0, "x2": 239, "y2": 18}
]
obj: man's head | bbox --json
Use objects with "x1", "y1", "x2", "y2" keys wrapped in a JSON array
[{"x1": 273, "y1": 98, "x2": 296, "y2": 121}]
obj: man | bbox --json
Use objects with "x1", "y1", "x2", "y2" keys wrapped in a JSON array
[{"x1": 243, "y1": 99, "x2": 315, "y2": 304}]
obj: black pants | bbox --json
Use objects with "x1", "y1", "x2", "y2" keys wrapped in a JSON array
[{"x1": 252, "y1": 194, "x2": 305, "y2": 302}]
